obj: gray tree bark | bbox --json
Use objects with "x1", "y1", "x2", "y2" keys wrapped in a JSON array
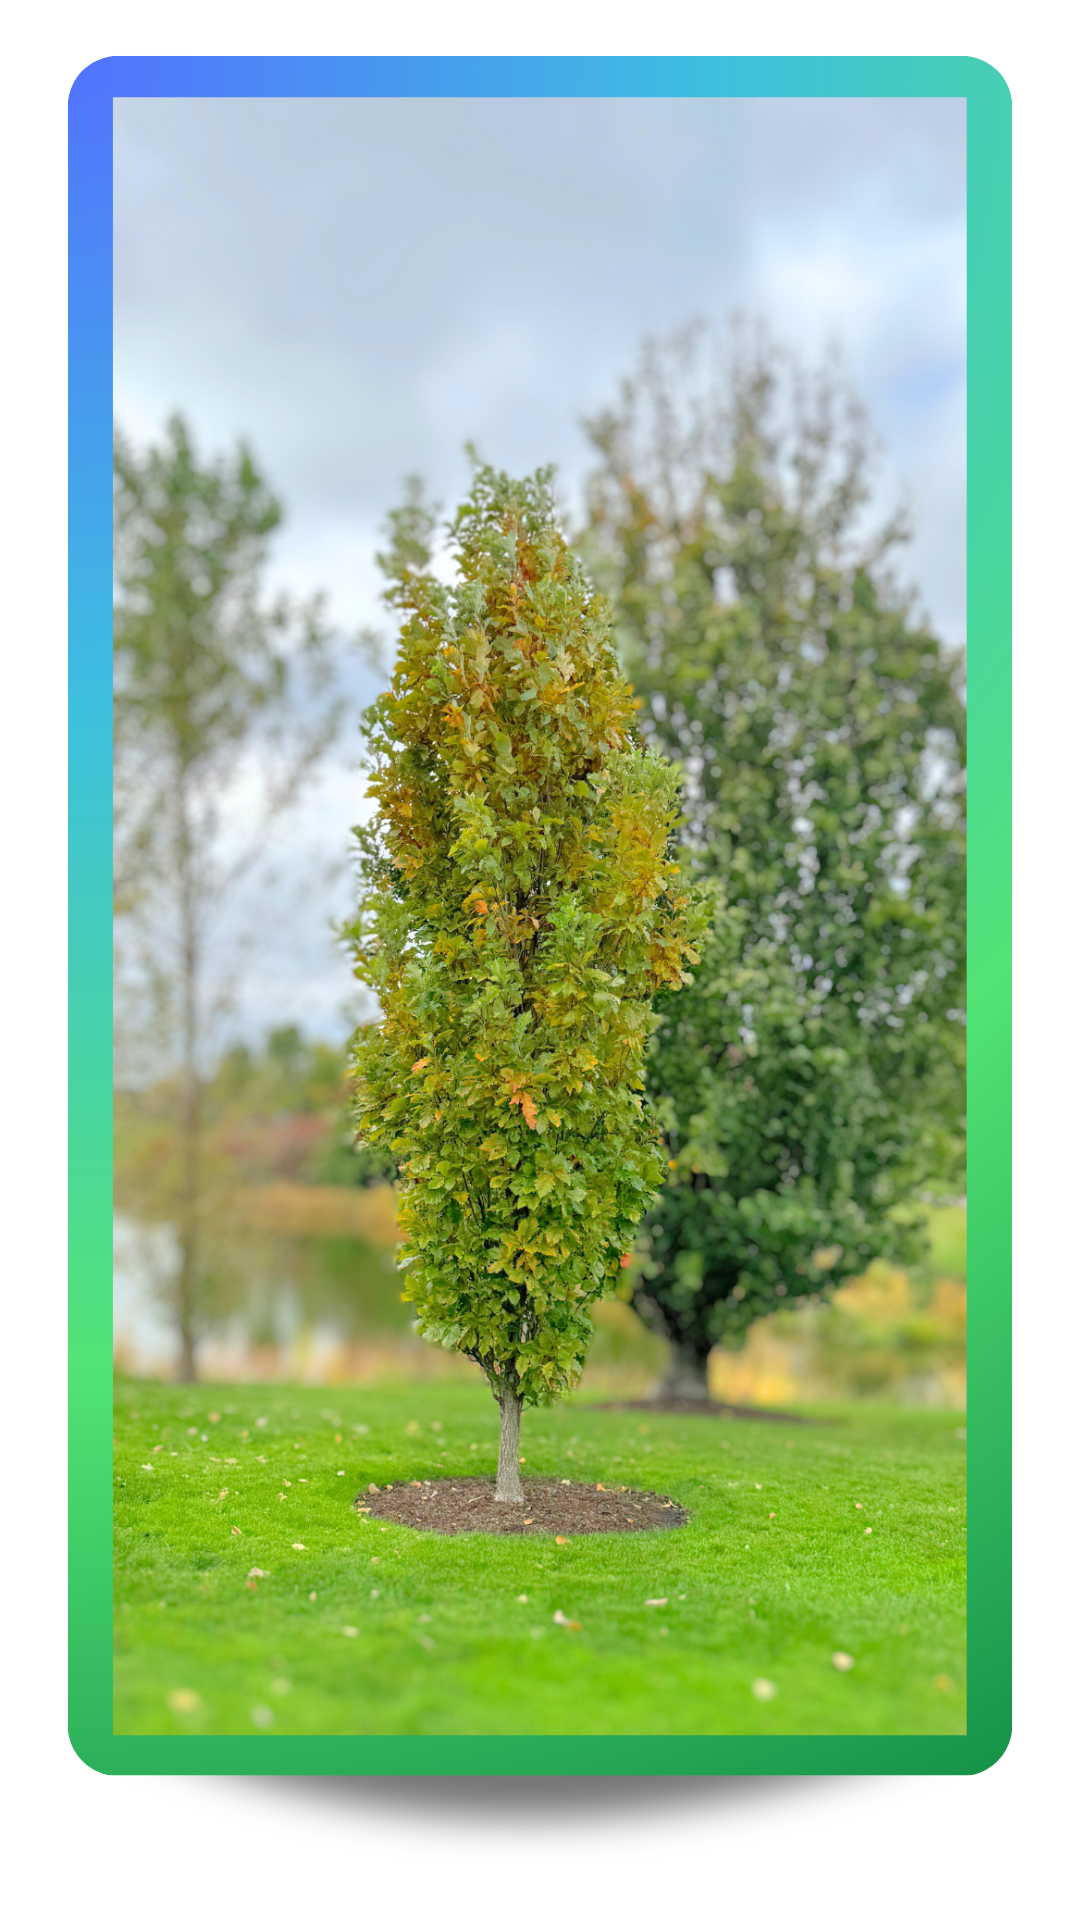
[
  {"x1": 175, "y1": 781, "x2": 201, "y2": 1384},
  {"x1": 653, "y1": 1345, "x2": 712, "y2": 1403},
  {"x1": 494, "y1": 1389, "x2": 524, "y2": 1502}
]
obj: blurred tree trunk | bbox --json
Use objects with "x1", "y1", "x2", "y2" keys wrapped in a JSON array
[
  {"x1": 176, "y1": 783, "x2": 201, "y2": 1382},
  {"x1": 653, "y1": 1346, "x2": 711, "y2": 1403}
]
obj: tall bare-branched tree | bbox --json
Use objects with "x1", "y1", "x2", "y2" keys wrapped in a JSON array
[{"x1": 113, "y1": 414, "x2": 344, "y2": 1378}]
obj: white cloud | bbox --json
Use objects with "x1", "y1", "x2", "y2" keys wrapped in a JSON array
[{"x1": 114, "y1": 94, "x2": 966, "y2": 1042}]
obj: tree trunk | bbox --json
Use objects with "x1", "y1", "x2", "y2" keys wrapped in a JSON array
[
  {"x1": 653, "y1": 1345, "x2": 712, "y2": 1403},
  {"x1": 175, "y1": 782, "x2": 201, "y2": 1384},
  {"x1": 494, "y1": 1388, "x2": 524, "y2": 1502},
  {"x1": 177, "y1": 1314, "x2": 198, "y2": 1384}
]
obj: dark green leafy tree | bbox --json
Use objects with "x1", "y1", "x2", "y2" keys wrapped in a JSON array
[
  {"x1": 348, "y1": 465, "x2": 707, "y2": 1497},
  {"x1": 581, "y1": 327, "x2": 966, "y2": 1399},
  {"x1": 114, "y1": 414, "x2": 343, "y2": 1378}
]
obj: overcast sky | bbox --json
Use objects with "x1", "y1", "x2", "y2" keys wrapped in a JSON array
[{"x1": 114, "y1": 94, "x2": 966, "y2": 1045}]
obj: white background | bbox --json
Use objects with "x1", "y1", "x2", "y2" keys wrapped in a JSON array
[{"x1": 2, "y1": 5, "x2": 1072, "y2": 1917}]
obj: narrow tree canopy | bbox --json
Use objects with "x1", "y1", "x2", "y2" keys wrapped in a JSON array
[
  {"x1": 348, "y1": 465, "x2": 707, "y2": 1450},
  {"x1": 581, "y1": 330, "x2": 966, "y2": 1381}
]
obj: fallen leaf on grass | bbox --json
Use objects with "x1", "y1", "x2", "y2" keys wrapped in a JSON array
[
  {"x1": 309, "y1": 1591, "x2": 318, "y2": 1601},
  {"x1": 166, "y1": 1690, "x2": 201, "y2": 1713},
  {"x1": 554, "y1": 1536, "x2": 569, "y2": 1545},
  {"x1": 552, "y1": 1610, "x2": 581, "y2": 1630},
  {"x1": 251, "y1": 1705, "x2": 274, "y2": 1729},
  {"x1": 751, "y1": 1678, "x2": 777, "y2": 1701},
  {"x1": 231, "y1": 1526, "x2": 243, "y2": 1536},
  {"x1": 832, "y1": 1652, "x2": 855, "y2": 1671},
  {"x1": 341, "y1": 1625, "x2": 359, "y2": 1639},
  {"x1": 292, "y1": 1542, "x2": 307, "y2": 1551},
  {"x1": 644, "y1": 1598, "x2": 668, "y2": 1608}
]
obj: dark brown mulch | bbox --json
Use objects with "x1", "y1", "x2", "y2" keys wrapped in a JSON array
[
  {"x1": 353, "y1": 1475, "x2": 688, "y2": 1537},
  {"x1": 592, "y1": 1398, "x2": 811, "y2": 1423}
]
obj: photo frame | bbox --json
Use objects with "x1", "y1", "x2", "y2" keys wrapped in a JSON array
[{"x1": 72, "y1": 53, "x2": 1010, "y2": 1776}]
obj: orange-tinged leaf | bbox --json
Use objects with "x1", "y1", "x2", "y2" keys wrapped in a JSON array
[{"x1": 411, "y1": 1057, "x2": 430, "y2": 1074}]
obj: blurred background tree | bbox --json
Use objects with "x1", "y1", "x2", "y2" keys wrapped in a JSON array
[
  {"x1": 113, "y1": 1025, "x2": 407, "y2": 1374},
  {"x1": 113, "y1": 415, "x2": 346, "y2": 1377},
  {"x1": 579, "y1": 324, "x2": 966, "y2": 1401}
]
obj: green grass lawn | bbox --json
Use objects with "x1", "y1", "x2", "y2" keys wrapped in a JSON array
[{"x1": 114, "y1": 1376, "x2": 966, "y2": 1737}]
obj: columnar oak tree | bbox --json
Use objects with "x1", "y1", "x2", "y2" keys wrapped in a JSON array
[{"x1": 349, "y1": 465, "x2": 706, "y2": 1498}]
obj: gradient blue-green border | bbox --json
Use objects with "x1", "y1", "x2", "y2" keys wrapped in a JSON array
[{"x1": 71, "y1": 54, "x2": 1010, "y2": 1777}]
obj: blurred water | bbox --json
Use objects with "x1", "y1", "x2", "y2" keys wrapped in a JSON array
[
  {"x1": 112, "y1": 1209, "x2": 429, "y2": 1382},
  {"x1": 113, "y1": 1214, "x2": 183, "y2": 1373}
]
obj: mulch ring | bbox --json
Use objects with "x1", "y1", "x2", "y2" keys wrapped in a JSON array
[
  {"x1": 593, "y1": 1399, "x2": 811, "y2": 1423},
  {"x1": 354, "y1": 1475, "x2": 688, "y2": 1537}
]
